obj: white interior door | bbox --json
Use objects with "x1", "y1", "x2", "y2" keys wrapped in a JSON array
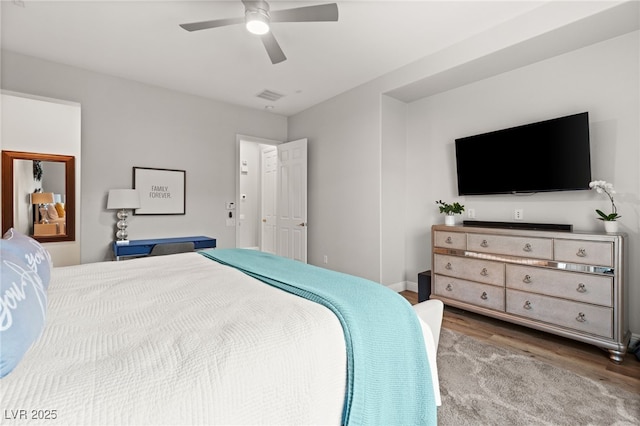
[
  {"x1": 276, "y1": 138, "x2": 308, "y2": 263},
  {"x1": 260, "y1": 145, "x2": 277, "y2": 254}
]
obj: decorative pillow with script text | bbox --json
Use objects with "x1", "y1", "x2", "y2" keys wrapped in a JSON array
[{"x1": 0, "y1": 228, "x2": 51, "y2": 377}]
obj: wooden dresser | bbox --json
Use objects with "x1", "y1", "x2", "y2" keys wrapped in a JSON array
[{"x1": 431, "y1": 223, "x2": 629, "y2": 362}]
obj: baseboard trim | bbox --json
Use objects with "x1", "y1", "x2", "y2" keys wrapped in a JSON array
[
  {"x1": 386, "y1": 281, "x2": 407, "y2": 292},
  {"x1": 385, "y1": 281, "x2": 418, "y2": 293}
]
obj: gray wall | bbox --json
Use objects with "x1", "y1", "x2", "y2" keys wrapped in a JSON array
[
  {"x1": 2, "y1": 51, "x2": 287, "y2": 263},
  {"x1": 288, "y1": 85, "x2": 383, "y2": 282},
  {"x1": 289, "y1": 31, "x2": 639, "y2": 336},
  {"x1": 1, "y1": 92, "x2": 82, "y2": 266},
  {"x1": 288, "y1": 1, "x2": 639, "y2": 287},
  {"x1": 381, "y1": 95, "x2": 407, "y2": 289},
  {"x1": 405, "y1": 31, "x2": 639, "y2": 333}
]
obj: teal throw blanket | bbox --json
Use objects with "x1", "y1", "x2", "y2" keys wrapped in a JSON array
[{"x1": 200, "y1": 248, "x2": 436, "y2": 426}]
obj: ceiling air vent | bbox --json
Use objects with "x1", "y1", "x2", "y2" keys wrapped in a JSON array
[{"x1": 256, "y1": 90, "x2": 284, "y2": 102}]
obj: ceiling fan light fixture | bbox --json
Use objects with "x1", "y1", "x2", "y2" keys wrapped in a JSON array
[
  {"x1": 180, "y1": 1, "x2": 340, "y2": 64},
  {"x1": 245, "y1": 9, "x2": 270, "y2": 35}
]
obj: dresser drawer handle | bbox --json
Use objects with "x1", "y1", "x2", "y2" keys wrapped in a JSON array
[
  {"x1": 480, "y1": 268, "x2": 488, "y2": 276},
  {"x1": 445, "y1": 236, "x2": 453, "y2": 244},
  {"x1": 480, "y1": 239, "x2": 488, "y2": 248},
  {"x1": 576, "y1": 312, "x2": 586, "y2": 322},
  {"x1": 446, "y1": 283, "x2": 453, "y2": 291},
  {"x1": 445, "y1": 262, "x2": 452, "y2": 270},
  {"x1": 523, "y1": 301, "x2": 532, "y2": 310},
  {"x1": 576, "y1": 248, "x2": 587, "y2": 257},
  {"x1": 523, "y1": 243, "x2": 532, "y2": 252},
  {"x1": 523, "y1": 275, "x2": 532, "y2": 284},
  {"x1": 480, "y1": 292, "x2": 488, "y2": 300},
  {"x1": 576, "y1": 283, "x2": 587, "y2": 293}
]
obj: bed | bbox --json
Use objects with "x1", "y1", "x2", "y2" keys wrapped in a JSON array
[{"x1": 0, "y1": 229, "x2": 442, "y2": 425}]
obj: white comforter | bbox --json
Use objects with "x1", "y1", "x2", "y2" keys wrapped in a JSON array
[{"x1": 1, "y1": 253, "x2": 348, "y2": 425}]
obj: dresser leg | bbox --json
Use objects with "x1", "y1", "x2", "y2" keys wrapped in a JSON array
[{"x1": 608, "y1": 348, "x2": 626, "y2": 364}]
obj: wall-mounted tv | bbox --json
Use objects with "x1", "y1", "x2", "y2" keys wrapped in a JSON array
[{"x1": 455, "y1": 112, "x2": 591, "y2": 195}]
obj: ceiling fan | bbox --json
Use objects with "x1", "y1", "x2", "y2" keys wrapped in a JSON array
[{"x1": 179, "y1": 0, "x2": 339, "y2": 65}]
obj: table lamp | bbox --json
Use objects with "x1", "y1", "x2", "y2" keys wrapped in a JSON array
[
  {"x1": 107, "y1": 189, "x2": 140, "y2": 244},
  {"x1": 31, "y1": 192, "x2": 55, "y2": 223}
]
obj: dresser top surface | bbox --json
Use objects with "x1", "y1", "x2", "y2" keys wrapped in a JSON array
[{"x1": 432, "y1": 224, "x2": 624, "y2": 242}]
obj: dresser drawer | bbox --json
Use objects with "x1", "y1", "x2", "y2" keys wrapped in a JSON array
[
  {"x1": 506, "y1": 265, "x2": 613, "y2": 306},
  {"x1": 434, "y1": 230, "x2": 466, "y2": 250},
  {"x1": 434, "y1": 254, "x2": 504, "y2": 286},
  {"x1": 506, "y1": 289, "x2": 612, "y2": 338},
  {"x1": 467, "y1": 233, "x2": 553, "y2": 259},
  {"x1": 434, "y1": 274, "x2": 505, "y2": 311},
  {"x1": 554, "y1": 239, "x2": 613, "y2": 267}
]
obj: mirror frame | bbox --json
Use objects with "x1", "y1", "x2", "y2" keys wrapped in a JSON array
[{"x1": 2, "y1": 150, "x2": 76, "y2": 242}]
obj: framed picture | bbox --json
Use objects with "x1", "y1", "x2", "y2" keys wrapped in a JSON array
[{"x1": 133, "y1": 167, "x2": 185, "y2": 215}]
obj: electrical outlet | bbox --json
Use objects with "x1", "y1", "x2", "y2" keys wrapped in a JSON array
[
  {"x1": 467, "y1": 208, "x2": 476, "y2": 219},
  {"x1": 226, "y1": 201, "x2": 235, "y2": 210},
  {"x1": 514, "y1": 209, "x2": 524, "y2": 221},
  {"x1": 323, "y1": 255, "x2": 328, "y2": 264}
]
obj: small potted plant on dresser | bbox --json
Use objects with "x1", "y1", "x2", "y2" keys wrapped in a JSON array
[
  {"x1": 589, "y1": 180, "x2": 621, "y2": 233},
  {"x1": 436, "y1": 200, "x2": 465, "y2": 226}
]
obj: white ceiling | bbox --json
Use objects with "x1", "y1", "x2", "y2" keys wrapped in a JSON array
[{"x1": 0, "y1": 0, "x2": 601, "y2": 116}]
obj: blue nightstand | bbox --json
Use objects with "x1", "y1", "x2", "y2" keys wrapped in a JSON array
[{"x1": 112, "y1": 236, "x2": 216, "y2": 260}]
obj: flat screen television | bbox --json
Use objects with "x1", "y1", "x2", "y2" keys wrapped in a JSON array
[{"x1": 454, "y1": 112, "x2": 592, "y2": 195}]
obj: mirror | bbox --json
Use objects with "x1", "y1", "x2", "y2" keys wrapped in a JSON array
[{"x1": 2, "y1": 150, "x2": 75, "y2": 242}]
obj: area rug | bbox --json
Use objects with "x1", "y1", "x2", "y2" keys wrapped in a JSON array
[{"x1": 436, "y1": 328, "x2": 640, "y2": 425}]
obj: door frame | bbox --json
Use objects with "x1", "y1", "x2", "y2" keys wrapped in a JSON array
[
  {"x1": 260, "y1": 144, "x2": 278, "y2": 253},
  {"x1": 235, "y1": 134, "x2": 281, "y2": 249}
]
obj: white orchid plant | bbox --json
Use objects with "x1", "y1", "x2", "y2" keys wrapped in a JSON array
[{"x1": 589, "y1": 180, "x2": 621, "y2": 221}]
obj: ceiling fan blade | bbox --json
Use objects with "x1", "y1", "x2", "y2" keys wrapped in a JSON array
[
  {"x1": 180, "y1": 17, "x2": 245, "y2": 32},
  {"x1": 269, "y1": 3, "x2": 338, "y2": 23},
  {"x1": 260, "y1": 32, "x2": 287, "y2": 64}
]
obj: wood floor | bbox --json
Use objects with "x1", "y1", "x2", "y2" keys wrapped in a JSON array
[{"x1": 401, "y1": 291, "x2": 640, "y2": 395}]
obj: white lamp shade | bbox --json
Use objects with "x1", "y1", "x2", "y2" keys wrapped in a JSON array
[
  {"x1": 31, "y1": 192, "x2": 54, "y2": 204},
  {"x1": 107, "y1": 189, "x2": 141, "y2": 210}
]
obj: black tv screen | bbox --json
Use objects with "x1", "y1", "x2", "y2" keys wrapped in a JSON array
[{"x1": 455, "y1": 112, "x2": 592, "y2": 195}]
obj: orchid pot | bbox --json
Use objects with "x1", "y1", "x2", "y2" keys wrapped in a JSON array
[{"x1": 604, "y1": 221, "x2": 618, "y2": 233}]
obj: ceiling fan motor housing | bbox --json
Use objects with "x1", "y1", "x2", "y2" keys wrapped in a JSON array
[{"x1": 245, "y1": 3, "x2": 271, "y2": 35}]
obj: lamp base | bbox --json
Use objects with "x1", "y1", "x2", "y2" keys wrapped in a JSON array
[{"x1": 115, "y1": 240, "x2": 130, "y2": 245}]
